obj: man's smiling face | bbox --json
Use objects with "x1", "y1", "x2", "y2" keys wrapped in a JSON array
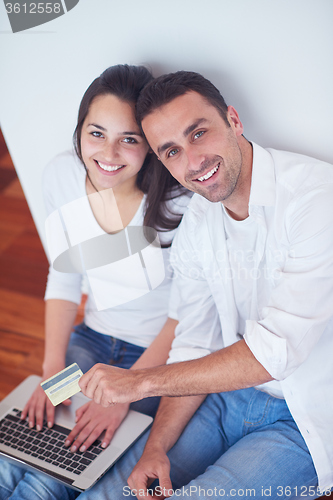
[{"x1": 141, "y1": 91, "x2": 245, "y2": 204}]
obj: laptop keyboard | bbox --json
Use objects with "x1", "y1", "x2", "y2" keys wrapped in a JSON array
[{"x1": 0, "y1": 408, "x2": 103, "y2": 475}]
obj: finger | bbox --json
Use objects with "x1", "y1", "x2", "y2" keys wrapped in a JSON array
[
  {"x1": 65, "y1": 419, "x2": 87, "y2": 447},
  {"x1": 79, "y1": 364, "x2": 99, "y2": 394},
  {"x1": 77, "y1": 425, "x2": 104, "y2": 452},
  {"x1": 45, "y1": 399, "x2": 56, "y2": 429},
  {"x1": 93, "y1": 384, "x2": 103, "y2": 406},
  {"x1": 75, "y1": 401, "x2": 90, "y2": 422},
  {"x1": 99, "y1": 385, "x2": 115, "y2": 408},
  {"x1": 70, "y1": 420, "x2": 103, "y2": 452},
  {"x1": 65, "y1": 430, "x2": 77, "y2": 448},
  {"x1": 35, "y1": 398, "x2": 46, "y2": 431},
  {"x1": 28, "y1": 400, "x2": 38, "y2": 429},
  {"x1": 21, "y1": 396, "x2": 33, "y2": 421},
  {"x1": 128, "y1": 472, "x2": 154, "y2": 500},
  {"x1": 135, "y1": 479, "x2": 155, "y2": 499},
  {"x1": 158, "y1": 476, "x2": 173, "y2": 498},
  {"x1": 101, "y1": 397, "x2": 116, "y2": 408},
  {"x1": 62, "y1": 399, "x2": 72, "y2": 407},
  {"x1": 100, "y1": 425, "x2": 116, "y2": 449}
]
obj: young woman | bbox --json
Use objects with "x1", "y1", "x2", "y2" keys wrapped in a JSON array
[{"x1": 8, "y1": 64, "x2": 187, "y2": 474}]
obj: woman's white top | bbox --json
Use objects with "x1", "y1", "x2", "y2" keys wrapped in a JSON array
[{"x1": 43, "y1": 150, "x2": 189, "y2": 348}]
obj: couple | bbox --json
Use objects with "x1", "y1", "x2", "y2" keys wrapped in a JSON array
[{"x1": 2, "y1": 65, "x2": 333, "y2": 499}]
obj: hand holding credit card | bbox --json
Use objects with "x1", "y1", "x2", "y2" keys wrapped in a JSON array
[{"x1": 41, "y1": 363, "x2": 83, "y2": 406}]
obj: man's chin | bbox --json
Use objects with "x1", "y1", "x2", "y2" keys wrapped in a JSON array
[{"x1": 188, "y1": 183, "x2": 224, "y2": 203}]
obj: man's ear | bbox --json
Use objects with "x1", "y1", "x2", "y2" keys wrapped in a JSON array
[{"x1": 227, "y1": 106, "x2": 244, "y2": 137}]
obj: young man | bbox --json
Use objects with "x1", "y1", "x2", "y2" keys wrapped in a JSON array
[{"x1": 78, "y1": 71, "x2": 333, "y2": 498}]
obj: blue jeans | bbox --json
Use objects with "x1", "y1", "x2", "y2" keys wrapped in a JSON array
[
  {"x1": 0, "y1": 324, "x2": 159, "y2": 499},
  {"x1": 77, "y1": 388, "x2": 319, "y2": 500},
  {"x1": 66, "y1": 323, "x2": 160, "y2": 417}
]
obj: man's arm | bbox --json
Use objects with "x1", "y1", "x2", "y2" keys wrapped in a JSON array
[
  {"x1": 127, "y1": 395, "x2": 205, "y2": 499},
  {"x1": 64, "y1": 318, "x2": 178, "y2": 453},
  {"x1": 79, "y1": 339, "x2": 272, "y2": 406}
]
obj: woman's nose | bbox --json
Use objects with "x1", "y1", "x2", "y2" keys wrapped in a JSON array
[{"x1": 102, "y1": 141, "x2": 120, "y2": 161}]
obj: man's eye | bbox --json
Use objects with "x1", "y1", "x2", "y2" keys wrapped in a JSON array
[
  {"x1": 123, "y1": 137, "x2": 137, "y2": 144},
  {"x1": 194, "y1": 131, "x2": 204, "y2": 140},
  {"x1": 167, "y1": 148, "x2": 178, "y2": 158}
]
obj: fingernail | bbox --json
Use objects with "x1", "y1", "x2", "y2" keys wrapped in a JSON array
[
  {"x1": 29, "y1": 422, "x2": 33, "y2": 428},
  {"x1": 48, "y1": 421, "x2": 52, "y2": 428},
  {"x1": 65, "y1": 440, "x2": 70, "y2": 447},
  {"x1": 101, "y1": 442, "x2": 107, "y2": 448},
  {"x1": 71, "y1": 445, "x2": 77, "y2": 452},
  {"x1": 80, "y1": 445, "x2": 86, "y2": 452},
  {"x1": 37, "y1": 424, "x2": 41, "y2": 432}
]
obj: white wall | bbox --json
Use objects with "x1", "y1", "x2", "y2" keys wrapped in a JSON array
[{"x1": 0, "y1": 0, "x2": 332, "y2": 250}]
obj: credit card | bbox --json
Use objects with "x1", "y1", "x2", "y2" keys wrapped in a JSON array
[{"x1": 41, "y1": 363, "x2": 83, "y2": 406}]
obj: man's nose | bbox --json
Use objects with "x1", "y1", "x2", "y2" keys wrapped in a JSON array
[{"x1": 185, "y1": 146, "x2": 206, "y2": 173}]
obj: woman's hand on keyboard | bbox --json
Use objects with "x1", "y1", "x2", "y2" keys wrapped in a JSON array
[
  {"x1": 64, "y1": 400, "x2": 130, "y2": 453},
  {"x1": 21, "y1": 378, "x2": 71, "y2": 431}
]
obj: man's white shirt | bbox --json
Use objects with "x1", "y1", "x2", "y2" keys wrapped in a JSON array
[{"x1": 168, "y1": 143, "x2": 333, "y2": 491}]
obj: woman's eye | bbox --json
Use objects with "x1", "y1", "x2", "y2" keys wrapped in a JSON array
[
  {"x1": 123, "y1": 137, "x2": 137, "y2": 144},
  {"x1": 91, "y1": 131, "x2": 104, "y2": 138},
  {"x1": 167, "y1": 148, "x2": 178, "y2": 158},
  {"x1": 194, "y1": 130, "x2": 204, "y2": 140}
]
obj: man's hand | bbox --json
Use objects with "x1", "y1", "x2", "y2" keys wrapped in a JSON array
[
  {"x1": 21, "y1": 378, "x2": 71, "y2": 431},
  {"x1": 79, "y1": 363, "x2": 147, "y2": 407},
  {"x1": 127, "y1": 445, "x2": 173, "y2": 499},
  {"x1": 64, "y1": 400, "x2": 130, "y2": 452}
]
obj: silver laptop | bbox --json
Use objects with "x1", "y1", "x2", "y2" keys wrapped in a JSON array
[{"x1": 0, "y1": 375, "x2": 152, "y2": 491}]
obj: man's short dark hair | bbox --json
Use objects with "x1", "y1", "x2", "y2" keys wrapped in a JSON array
[{"x1": 136, "y1": 70, "x2": 230, "y2": 127}]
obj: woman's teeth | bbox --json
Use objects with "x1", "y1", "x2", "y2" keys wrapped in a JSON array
[
  {"x1": 97, "y1": 161, "x2": 124, "y2": 172},
  {"x1": 197, "y1": 164, "x2": 219, "y2": 182}
]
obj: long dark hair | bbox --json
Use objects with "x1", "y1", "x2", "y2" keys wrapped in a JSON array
[{"x1": 73, "y1": 64, "x2": 187, "y2": 246}]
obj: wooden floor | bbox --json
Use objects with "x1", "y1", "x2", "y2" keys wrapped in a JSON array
[
  {"x1": 0, "y1": 128, "x2": 48, "y2": 399},
  {"x1": 0, "y1": 129, "x2": 84, "y2": 400},
  {"x1": 0, "y1": 130, "x2": 331, "y2": 497}
]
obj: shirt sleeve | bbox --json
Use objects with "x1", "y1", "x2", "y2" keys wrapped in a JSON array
[
  {"x1": 167, "y1": 212, "x2": 223, "y2": 364},
  {"x1": 244, "y1": 184, "x2": 333, "y2": 380},
  {"x1": 42, "y1": 158, "x2": 83, "y2": 305},
  {"x1": 167, "y1": 277, "x2": 179, "y2": 321}
]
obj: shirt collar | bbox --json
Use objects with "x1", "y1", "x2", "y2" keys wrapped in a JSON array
[{"x1": 248, "y1": 142, "x2": 276, "y2": 207}]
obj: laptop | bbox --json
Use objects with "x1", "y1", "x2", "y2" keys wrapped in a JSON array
[{"x1": 0, "y1": 375, "x2": 153, "y2": 491}]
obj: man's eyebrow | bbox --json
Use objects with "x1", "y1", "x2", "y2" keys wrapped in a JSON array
[
  {"x1": 157, "y1": 118, "x2": 208, "y2": 157},
  {"x1": 183, "y1": 118, "x2": 208, "y2": 138},
  {"x1": 158, "y1": 141, "x2": 176, "y2": 157}
]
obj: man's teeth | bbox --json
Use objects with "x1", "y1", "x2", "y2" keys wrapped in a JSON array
[
  {"x1": 97, "y1": 161, "x2": 124, "y2": 172},
  {"x1": 197, "y1": 164, "x2": 219, "y2": 182}
]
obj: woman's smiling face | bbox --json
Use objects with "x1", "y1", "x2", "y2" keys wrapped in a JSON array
[{"x1": 81, "y1": 94, "x2": 149, "y2": 193}]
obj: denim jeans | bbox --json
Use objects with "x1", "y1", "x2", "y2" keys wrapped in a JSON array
[
  {"x1": 77, "y1": 388, "x2": 319, "y2": 500},
  {"x1": 66, "y1": 323, "x2": 160, "y2": 417},
  {"x1": 0, "y1": 323, "x2": 159, "y2": 499}
]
